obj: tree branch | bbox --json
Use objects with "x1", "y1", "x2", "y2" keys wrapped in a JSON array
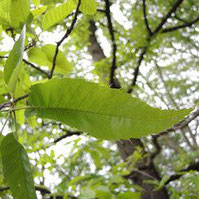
[
  {"x1": 49, "y1": 0, "x2": 81, "y2": 79},
  {"x1": 155, "y1": 108, "x2": 199, "y2": 138},
  {"x1": 128, "y1": 0, "x2": 184, "y2": 93},
  {"x1": 153, "y1": 0, "x2": 184, "y2": 35},
  {"x1": 165, "y1": 161, "x2": 199, "y2": 185},
  {"x1": 127, "y1": 47, "x2": 147, "y2": 93},
  {"x1": 22, "y1": 59, "x2": 49, "y2": 77},
  {"x1": 151, "y1": 136, "x2": 161, "y2": 159},
  {"x1": 104, "y1": 0, "x2": 119, "y2": 88},
  {"x1": 54, "y1": 130, "x2": 81, "y2": 144},
  {"x1": 0, "y1": 55, "x2": 48, "y2": 76},
  {"x1": 0, "y1": 94, "x2": 29, "y2": 111},
  {"x1": 142, "y1": 0, "x2": 152, "y2": 36},
  {"x1": 161, "y1": 16, "x2": 199, "y2": 33},
  {"x1": 0, "y1": 186, "x2": 78, "y2": 199}
]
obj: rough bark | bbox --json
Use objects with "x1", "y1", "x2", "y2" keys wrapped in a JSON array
[{"x1": 88, "y1": 20, "x2": 169, "y2": 199}]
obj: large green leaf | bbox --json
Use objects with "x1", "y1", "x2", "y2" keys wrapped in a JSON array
[
  {"x1": 42, "y1": 0, "x2": 76, "y2": 30},
  {"x1": 27, "y1": 44, "x2": 72, "y2": 74},
  {"x1": 28, "y1": 78, "x2": 192, "y2": 140},
  {"x1": 4, "y1": 26, "x2": 26, "y2": 95},
  {"x1": 0, "y1": 133, "x2": 36, "y2": 199}
]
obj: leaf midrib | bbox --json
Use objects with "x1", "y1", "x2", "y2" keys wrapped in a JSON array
[{"x1": 30, "y1": 105, "x2": 181, "y2": 122}]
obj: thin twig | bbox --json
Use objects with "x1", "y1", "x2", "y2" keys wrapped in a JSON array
[
  {"x1": 152, "y1": 0, "x2": 184, "y2": 35},
  {"x1": 49, "y1": 0, "x2": 81, "y2": 79},
  {"x1": 161, "y1": 16, "x2": 199, "y2": 33},
  {"x1": 0, "y1": 94, "x2": 29, "y2": 111},
  {"x1": 142, "y1": 0, "x2": 152, "y2": 36},
  {"x1": 165, "y1": 161, "x2": 199, "y2": 185},
  {"x1": 154, "y1": 108, "x2": 199, "y2": 138},
  {"x1": 104, "y1": 0, "x2": 119, "y2": 88},
  {"x1": 151, "y1": 136, "x2": 161, "y2": 159},
  {"x1": 0, "y1": 55, "x2": 48, "y2": 76},
  {"x1": 54, "y1": 130, "x2": 81, "y2": 144},
  {"x1": 128, "y1": 0, "x2": 184, "y2": 93},
  {"x1": 23, "y1": 59, "x2": 49, "y2": 77},
  {"x1": 127, "y1": 47, "x2": 147, "y2": 93}
]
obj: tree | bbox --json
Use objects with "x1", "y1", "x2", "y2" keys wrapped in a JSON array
[{"x1": 0, "y1": 0, "x2": 198, "y2": 198}]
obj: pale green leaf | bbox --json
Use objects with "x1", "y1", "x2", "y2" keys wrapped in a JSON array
[
  {"x1": 0, "y1": 0, "x2": 11, "y2": 26},
  {"x1": 0, "y1": 0, "x2": 30, "y2": 28},
  {"x1": 32, "y1": 0, "x2": 40, "y2": 7},
  {"x1": 31, "y1": 6, "x2": 47, "y2": 19},
  {"x1": 0, "y1": 133, "x2": 36, "y2": 199},
  {"x1": 28, "y1": 78, "x2": 192, "y2": 140},
  {"x1": 90, "y1": 149, "x2": 102, "y2": 168},
  {"x1": 4, "y1": 26, "x2": 26, "y2": 95},
  {"x1": 79, "y1": 187, "x2": 95, "y2": 199},
  {"x1": 10, "y1": 0, "x2": 30, "y2": 28},
  {"x1": 27, "y1": 44, "x2": 72, "y2": 74},
  {"x1": 7, "y1": 61, "x2": 23, "y2": 95},
  {"x1": 0, "y1": 71, "x2": 7, "y2": 95},
  {"x1": 77, "y1": 0, "x2": 97, "y2": 15},
  {"x1": 42, "y1": 0, "x2": 76, "y2": 30}
]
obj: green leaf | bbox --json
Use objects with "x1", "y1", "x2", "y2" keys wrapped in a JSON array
[
  {"x1": 0, "y1": 0, "x2": 10, "y2": 26},
  {"x1": 74, "y1": 0, "x2": 97, "y2": 15},
  {"x1": 32, "y1": 0, "x2": 40, "y2": 7},
  {"x1": 27, "y1": 44, "x2": 72, "y2": 74},
  {"x1": 0, "y1": 0, "x2": 30, "y2": 28},
  {"x1": 28, "y1": 78, "x2": 192, "y2": 140},
  {"x1": 94, "y1": 186, "x2": 113, "y2": 199},
  {"x1": 90, "y1": 149, "x2": 102, "y2": 169},
  {"x1": 0, "y1": 133, "x2": 36, "y2": 199},
  {"x1": 10, "y1": 0, "x2": 30, "y2": 28},
  {"x1": 79, "y1": 187, "x2": 95, "y2": 199},
  {"x1": 31, "y1": 6, "x2": 47, "y2": 19},
  {"x1": 42, "y1": 0, "x2": 76, "y2": 30},
  {"x1": 4, "y1": 26, "x2": 26, "y2": 95},
  {"x1": 117, "y1": 192, "x2": 141, "y2": 199}
]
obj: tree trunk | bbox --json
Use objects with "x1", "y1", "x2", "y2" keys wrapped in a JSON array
[{"x1": 88, "y1": 20, "x2": 169, "y2": 199}]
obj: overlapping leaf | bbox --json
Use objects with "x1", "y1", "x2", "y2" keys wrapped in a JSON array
[
  {"x1": 28, "y1": 44, "x2": 72, "y2": 74},
  {"x1": 28, "y1": 78, "x2": 192, "y2": 140},
  {"x1": 73, "y1": 0, "x2": 97, "y2": 15},
  {"x1": 1, "y1": 133, "x2": 36, "y2": 199},
  {"x1": 42, "y1": 0, "x2": 76, "y2": 30},
  {"x1": 0, "y1": 0, "x2": 30, "y2": 28},
  {"x1": 4, "y1": 26, "x2": 26, "y2": 95},
  {"x1": 10, "y1": 0, "x2": 30, "y2": 28}
]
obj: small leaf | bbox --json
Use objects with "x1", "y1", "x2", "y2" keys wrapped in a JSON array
[
  {"x1": 27, "y1": 44, "x2": 72, "y2": 74},
  {"x1": 1, "y1": 133, "x2": 36, "y2": 199},
  {"x1": 74, "y1": 0, "x2": 97, "y2": 15},
  {"x1": 42, "y1": 0, "x2": 76, "y2": 30},
  {"x1": 117, "y1": 192, "x2": 141, "y2": 199},
  {"x1": 4, "y1": 26, "x2": 26, "y2": 95},
  {"x1": 28, "y1": 78, "x2": 192, "y2": 140},
  {"x1": 31, "y1": 6, "x2": 47, "y2": 19}
]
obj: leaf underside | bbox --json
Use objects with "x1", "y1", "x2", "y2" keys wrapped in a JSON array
[
  {"x1": 28, "y1": 78, "x2": 192, "y2": 140},
  {"x1": 1, "y1": 133, "x2": 36, "y2": 199}
]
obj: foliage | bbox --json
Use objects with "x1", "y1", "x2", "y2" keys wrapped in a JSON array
[{"x1": 0, "y1": 0, "x2": 198, "y2": 199}]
